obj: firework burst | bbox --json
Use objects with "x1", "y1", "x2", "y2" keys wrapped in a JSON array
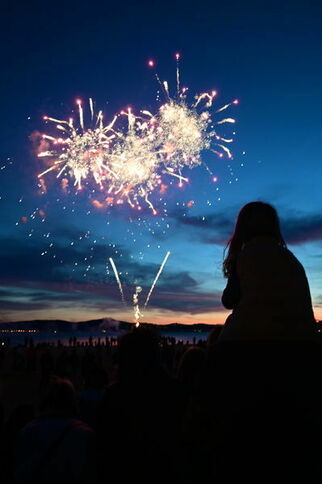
[
  {"x1": 38, "y1": 99, "x2": 117, "y2": 189},
  {"x1": 37, "y1": 56, "x2": 238, "y2": 212},
  {"x1": 107, "y1": 108, "x2": 162, "y2": 213},
  {"x1": 151, "y1": 54, "x2": 238, "y2": 185},
  {"x1": 157, "y1": 100, "x2": 210, "y2": 183}
]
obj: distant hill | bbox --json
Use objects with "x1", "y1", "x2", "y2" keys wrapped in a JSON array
[
  {"x1": 0, "y1": 318, "x2": 128, "y2": 332},
  {"x1": 0, "y1": 318, "x2": 219, "y2": 334}
]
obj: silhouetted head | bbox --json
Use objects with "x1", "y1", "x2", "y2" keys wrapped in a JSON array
[
  {"x1": 40, "y1": 376, "x2": 77, "y2": 416},
  {"x1": 118, "y1": 326, "x2": 160, "y2": 381},
  {"x1": 83, "y1": 367, "x2": 109, "y2": 390},
  {"x1": 223, "y1": 202, "x2": 286, "y2": 277},
  {"x1": 0, "y1": 402, "x2": 3, "y2": 429},
  {"x1": 5, "y1": 404, "x2": 35, "y2": 437},
  {"x1": 177, "y1": 346, "x2": 205, "y2": 390},
  {"x1": 207, "y1": 325, "x2": 223, "y2": 347}
]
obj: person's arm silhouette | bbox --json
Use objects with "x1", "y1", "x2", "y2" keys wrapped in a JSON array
[{"x1": 222, "y1": 268, "x2": 240, "y2": 309}]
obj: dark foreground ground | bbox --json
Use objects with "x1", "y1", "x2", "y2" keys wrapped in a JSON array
[{"x1": 1, "y1": 330, "x2": 322, "y2": 483}]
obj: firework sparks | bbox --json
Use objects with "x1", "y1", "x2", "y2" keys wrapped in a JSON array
[
  {"x1": 37, "y1": 56, "x2": 238, "y2": 212},
  {"x1": 38, "y1": 99, "x2": 117, "y2": 189},
  {"x1": 144, "y1": 251, "x2": 170, "y2": 308},
  {"x1": 153, "y1": 55, "x2": 237, "y2": 178},
  {"x1": 157, "y1": 101, "x2": 210, "y2": 177},
  {"x1": 108, "y1": 108, "x2": 162, "y2": 213}
]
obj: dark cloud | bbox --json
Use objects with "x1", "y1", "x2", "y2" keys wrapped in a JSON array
[
  {"x1": 0, "y1": 284, "x2": 122, "y2": 315},
  {"x1": 170, "y1": 208, "x2": 322, "y2": 247},
  {"x1": 156, "y1": 272, "x2": 198, "y2": 290},
  {"x1": 0, "y1": 235, "x2": 217, "y2": 317},
  {"x1": 50, "y1": 225, "x2": 89, "y2": 242},
  {"x1": 2, "y1": 206, "x2": 320, "y2": 320},
  {"x1": 168, "y1": 208, "x2": 234, "y2": 244},
  {"x1": 0, "y1": 288, "x2": 20, "y2": 298},
  {"x1": 172, "y1": 210, "x2": 232, "y2": 231},
  {"x1": 0, "y1": 236, "x2": 127, "y2": 285},
  {"x1": 0, "y1": 279, "x2": 219, "y2": 317},
  {"x1": 0, "y1": 300, "x2": 49, "y2": 311},
  {"x1": 29, "y1": 290, "x2": 94, "y2": 303},
  {"x1": 281, "y1": 215, "x2": 322, "y2": 246},
  {"x1": 148, "y1": 290, "x2": 223, "y2": 315}
]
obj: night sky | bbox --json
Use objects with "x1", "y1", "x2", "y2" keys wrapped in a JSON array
[{"x1": 0, "y1": 0, "x2": 322, "y2": 324}]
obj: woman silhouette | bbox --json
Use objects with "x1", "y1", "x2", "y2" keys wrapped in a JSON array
[{"x1": 220, "y1": 202, "x2": 316, "y2": 340}]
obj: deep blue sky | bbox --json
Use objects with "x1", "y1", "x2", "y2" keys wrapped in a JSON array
[{"x1": 0, "y1": 0, "x2": 321, "y2": 324}]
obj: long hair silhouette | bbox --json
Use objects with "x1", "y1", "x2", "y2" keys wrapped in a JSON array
[{"x1": 223, "y1": 201, "x2": 286, "y2": 277}]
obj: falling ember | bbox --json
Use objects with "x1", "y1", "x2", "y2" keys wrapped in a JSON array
[
  {"x1": 61, "y1": 178, "x2": 69, "y2": 192},
  {"x1": 144, "y1": 251, "x2": 171, "y2": 308},
  {"x1": 38, "y1": 178, "x2": 47, "y2": 194},
  {"x1": 160, "y1": 184, "x2": 168, "y2": 194},
  {"x1": 92, "y1": 199, "x2": 106, "y2": 209}
]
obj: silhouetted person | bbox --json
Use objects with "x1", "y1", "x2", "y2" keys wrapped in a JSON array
[
  {"x1": 220, "y1": 201, "x2": 316, "y2": 340},
  {"x1": 97, "y1": 327, "x2": 184, "y2": 484},
  {"x1": 207, "y1": 325, "x2": 223, "y2": 347},
  {"x1": 15, "y1": 377, "x2": 96, "y2": 484},
  {"x1": 177, "y1": 346, "x2": 205, "y2": 396},
  {"x1": 78, "y1": 367, "x2": 108, "y2": 426},
  {"x1": 2, "y1": 404, "x2": 35, "y2": 484},
  {"x1": 55, "y1": 349, "x2": 71, "y2": 378},
  {"x1": 39, "y1": 348, "x2": 54, "y2": 388},
  {"x1": 209, "y1": 202, "x2": 321, "y2": 480}
]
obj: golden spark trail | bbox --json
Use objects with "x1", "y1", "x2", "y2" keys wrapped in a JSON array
[
  {"x1": 216, "y1": 118, "x2": 236, "y2": 124},
  {"x1": 193, "y1": 91, "x2": 216, "y2": 108},
  {"x1": 176, "y1": 53, "x2": 180, "y2": 96},
  {"x1": 109, "y1": 257, "x2": 126, "y2": 305},
  {"x1": 215, "y1": 99, "x2": 239, "y2": 113},
  {"x1": 77, "y1": 99, "x2": 84, "y2": 131},
  {"x1": 89, "y1": 98, "x2": 94, "y2": 121},
  {"x1": 144, "y1": 251, "x2": 171, "y2": 308},
  {"x1": 133, "y1": 286, "x2": 143, "y2": 327},
  {"x1": 162, "y1": 168, "x2": 188, "y2": 184},
  {"x1": 215, "y1": 144, "x2": 233, "y2": 158}
]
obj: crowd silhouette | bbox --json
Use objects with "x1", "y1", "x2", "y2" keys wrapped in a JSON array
[
  {"x1": 1, "y1": 329, "x2": 322, "y2": 483},
  {"x1": 0, "y1": 202, "x2": 321, "y2": 483}
]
